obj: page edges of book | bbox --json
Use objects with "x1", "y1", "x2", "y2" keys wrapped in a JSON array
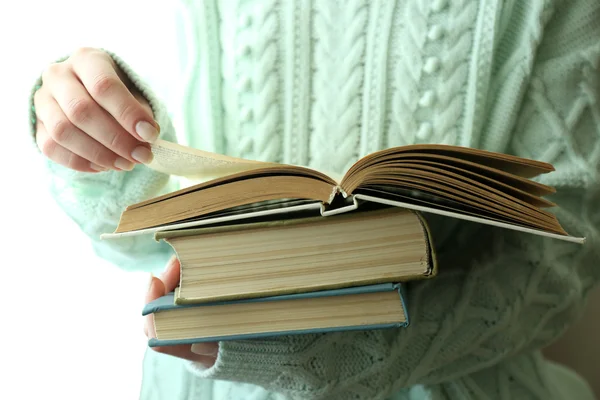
[
  {"x1": 159, "y1": 282, "x2": 399, "y2": 309},
  {"x1": 353, "y1": 193, "x2": 586, "y2": 244},
  {"x1": 147, "y1": 320, "x2": 407, "y2": 347},
  {"x1": 174, "y1": 280, "x2": 410, "y2": 305},
  {"x1": 100, "y1": 202, "x2": 325, "y2": 240}
]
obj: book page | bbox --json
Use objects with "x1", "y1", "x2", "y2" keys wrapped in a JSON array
[
  {"x1": 344, "y1": 145, "x2": 555, "y2": 191},
  {"x1": 352, "y1": 193, "x2": 586, "y2": 244},
  {"x1": 147, "y1": 140, "x2": 273, "y2": 180},
  {"x1": 148, "y1": 139, "x2": 346, "y2": 184}
]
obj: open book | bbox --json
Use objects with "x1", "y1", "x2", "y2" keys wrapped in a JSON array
[{"x1": 102, "y1": 140, "x2": 585, "y2": 244}]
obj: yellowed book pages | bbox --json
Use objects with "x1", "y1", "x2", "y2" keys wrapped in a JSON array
[
  {"x1": 147, "y1": 139, "x2": 273, "y2": 180},
  {"x1": 103, "y1": 140, "x2": 585, "y2": 243},
  {"x1": 157, "y1": 208, "x2": 436, "y2": 304}
]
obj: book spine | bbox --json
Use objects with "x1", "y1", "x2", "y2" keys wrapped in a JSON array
[
  {"x1": 327, "y1": 185, "x2": 341, "y2": 204},
  {"x1": 395, "y1": 283, "x2": 410, "y2": 327},
  {"x1": 414, "y1": 211, "x2": 438, "y2": 278}
]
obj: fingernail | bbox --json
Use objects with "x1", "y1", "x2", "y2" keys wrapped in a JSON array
[
  {"x1": 90, "y1": 163, "x2": 106, "y2": 172},
  {"x1": 191, "y1": 342, "x2": 219, "y2": 357},
  {"x1": 131, "y1": 146, "x2": 154, "y2": 164},
  {"x1": 136, "y1": 120, "x2": 159, "y2": 143},
  {"x1": 114, "y1": 157, "x2": 135, "y2": 171}
]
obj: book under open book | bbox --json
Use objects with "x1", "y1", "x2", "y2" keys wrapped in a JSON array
[
  {"x1": 157, "y1": 207, "x2": 435, "y2": 304},
  {"x1": 102, "y1": 140, "x2": 585, "y2": 244},
  {"x1": 144, "y1": 283, "x2": 408, "y2": 346}
]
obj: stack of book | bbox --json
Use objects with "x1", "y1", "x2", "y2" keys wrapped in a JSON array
[{"x1": 102, "y1": 142, "x2": 583, "y2": 347}]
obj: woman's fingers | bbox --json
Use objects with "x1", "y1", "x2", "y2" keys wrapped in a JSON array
[
  {"x1": 34, "y1": 88, "x2": 132, "y2": 170},
  {"x1": 68, "y1": 48, "x2": 160, "y2": 144},
  {"x1": 34, "y1": 47, "x2": 159, "y2": 174},
  {"x1": 190, "y1": 342, "x2": 219, "y2": 357},
  {"x1": 144, "y1": 264, "x2": 218, "y2": 368},
  {"x1": 43, "y1": 65, "x2": 147, "y2": 167},
  {"x1": 35, "y1": 121, "x2": 103, "y2": 173}
]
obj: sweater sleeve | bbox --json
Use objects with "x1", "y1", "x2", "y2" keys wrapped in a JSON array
[
  {"x1": 30, "y1": 50, "x2": 179, "y2": 273},
  {"x1": 185, "y1": 3, "x2": 600, "y2": 399}
]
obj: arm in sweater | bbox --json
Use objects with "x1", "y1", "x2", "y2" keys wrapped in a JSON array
[
  {"x1": 30, "y1": 51, "x2": 179, "y2": 273},
  {"x1": 184, "y1": 4, "x2": 600, "y2": 400}
]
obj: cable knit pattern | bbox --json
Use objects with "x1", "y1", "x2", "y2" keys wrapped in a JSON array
[
  {"x1": 30, "y1": 1, "x2": 599, "y2": 399},
  {"x1": 387, "y1": 0, "x2": 430, "y2": 147},
  {"x1": 309, "y1": 0, "x2": 367, "y2": 174},
  {"x1": 432, "y1": 0, "x2": 476, "y2": 145},
  {"x1": 480, "y1": 1, "x2": 553, "y2": 152},
  {"x1": 282, "y1": 0, "x2": 311, "y2": 167},
  {"x1": 358, "y1": 0, "x2": 395, "y2": 156},
  {"x1": 192, "y1": 0, "x2": 224, "y2": 154},
  {"x1": 459, "y1": 0, "x2": 497, "y2": 146},
  {"x1": 219, "y1": 0, "x2": 241, "y2": 158},
  {"x1": 221, "y1": 0, "x2": 282, "y2": 162},
  {"x1": 246, "y1": 0, "x2": 282, "y2": 162}
]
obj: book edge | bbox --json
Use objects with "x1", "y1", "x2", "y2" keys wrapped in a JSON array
[
  {"x1": 101, "y1": 202, "x2": 324, "y2": 240},
  {"x1": 397, "y1": 282, "x2": 410, "y2": 328},
  {"x1": 353, "y1": 194, "x2": 586, "y2": 244},
  {"x1": 413, "y1": 211, "x2": 438, "y2": 278},
  {"x1": 144, "y1": 283, "x2": 400, "y2": 315},
  {"x1": 147, "y1": 320, "x2": 408, "y2": 346}
]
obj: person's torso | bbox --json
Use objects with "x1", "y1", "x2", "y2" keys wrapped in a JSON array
[
  {"x1": 142, "y1": 2, "x2": 598, "y2": 400},
  {"x1": 173, "y1": 0, "x2": 543, "y2": 177}
]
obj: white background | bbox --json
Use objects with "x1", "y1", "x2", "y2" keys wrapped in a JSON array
[{"x1": 0, "y1": 1, "x2": 183, "y2": 399}]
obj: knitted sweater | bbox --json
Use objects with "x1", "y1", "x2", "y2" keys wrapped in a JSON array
[{"x1": 30, "y1": 0, "x2": 600, "y2": 399}]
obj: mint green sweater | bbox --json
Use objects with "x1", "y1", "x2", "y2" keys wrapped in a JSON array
[{"x1": 31, "y1": 1, "x2": 599, "y2": 399}]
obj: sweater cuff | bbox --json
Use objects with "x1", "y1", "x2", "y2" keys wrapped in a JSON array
[
  {"x1": 184, "y1": 335, "x2": 328, "y2": 393},
  {"x1": 185, "y1": 340, "x2": 283, "y2": 384}
]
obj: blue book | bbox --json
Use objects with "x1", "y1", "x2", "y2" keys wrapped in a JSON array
[{"x1": 143, "y1": 283, "x2": 408, "y2": 347}]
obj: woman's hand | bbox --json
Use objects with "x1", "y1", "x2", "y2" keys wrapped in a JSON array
[
  {"x1": 34, "y1": 47, "x2": 159, "y2": 173},
  {"x1": 144, "y1": 256, "x2": 219, "y2": 369}
]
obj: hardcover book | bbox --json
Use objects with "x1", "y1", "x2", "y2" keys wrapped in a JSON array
[
  {"x1": 143, "y1": 283, "x2": 408, "y2": 346},
  {"x1": 154, "y1": 207, "x2": 435, "y2": 304}
]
